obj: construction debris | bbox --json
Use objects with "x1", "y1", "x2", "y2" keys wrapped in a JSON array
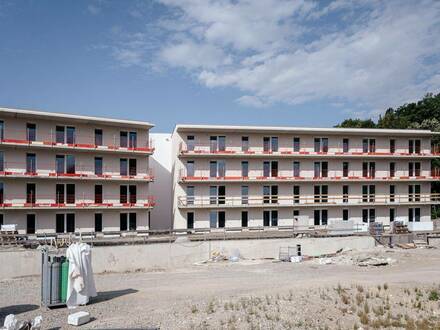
[
  {"x1": 2, "y1": 314, "x2": 42, "y2": 330},
  {"x1": 67, "y1": 311, "x2": 91, "y2": 326}
]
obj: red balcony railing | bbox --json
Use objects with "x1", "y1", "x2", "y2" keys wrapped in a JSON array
[
  {"x1": 0, "y1": 194, "x2": 155, "y2": 208},
  {"x1": 0, "y1": 128, "x2": 154, "y2": 153},
  {"x1": 179, "y1": 141, "x2": 440, "y2": 157},
  {"x1": 0, "y1": 161, "x2": 154, "y2": 181}
]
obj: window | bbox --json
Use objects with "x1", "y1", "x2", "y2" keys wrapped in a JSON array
[
  {"x1": 390, "y1": 139, "x2": 395, "y2": 153},
  {"x1": 95, "y1": 185, "x2": 103, "y2": 204},
  {"x1": 343, "y1": 209, "x2": 349, "y2": 221},
  {"x1": 95, "y1": 129, "x2": 103, "y2": 146},
  {"x1": 314, "y1": 138, "x2": 328, "y2": 152},
  {"x1": 26, "y1": 214, "x2": 36, "y2": 234},
  {"x1": 263, "y1": 210, "x2": 278, "y2": 226},
  {"x1": 293, "y1": 161, "x2": 300, "y2": 177},
  {"x1": 263, "y1": 137, "x2": 278, "y2": 152},
  {"x1": 408, "y1": 208, "x2": 421, "y2": 222},
  {"x1": 0, "y1": 120, "x2": 4, "y2": 140},
  {"x1": 409, "y1": 162, "x2": 421, "y2": 177},
  {"x1": 409, "y1": 139, "x2": 421, "y2": 154},
  {"x1": 343, "y1": 162, "x2": 349, "y2": 177},
  {"x1": 241, "y1": 186, "x2": 248, "y2": 204},
  {"x1": 56, "y1": 184, "x2": 64, "y2": 204},
  {"x1": 95, "y1": 157, "x2": 103, "y2": 175},
  {"x1": 293, "y1": 185, "x2": 300, "y2": 204},
  {"x1": 209, "y1": 186, "x2": 225, "y2": 204},
  {"x1": 66, "y1": 127, "x2": 75, "y2": 144},
  {"x1": 343, "y1": 185, "x2": 349, "y2": 203},
  {"x1": 120, "y1": 213, "x2": 137, "y2": 231},
  {"x1": 209, "y1": 160, "x2": 225, "y2": 177},
  {"x1": 129, "y1": 213, "x2": 137, "y2": 230},
  {"x1": 263, "y1": 185, "x2": 278, "y2": 204},
  {"x1": 26, "y1": 123, "x2": 36, "y2": 142},
  {"x1": 0, "y1": 151, "x2": 3, "y2": 172},
  {"x1": 129, "y1": 159, "x2": 137, "y2": 176},
  {"x1": 293, "y1": 137, "x2": 300, "y2": 152},
  {"x1": 209, "y1": 211, "x2": 225, "y2": 228},
  {"x1": 408, "y1": 185, "x2": 421, "y2": 202},
  {"x1": 210, "y1": 136, "x2": 217, "y2": 153},
  {"x1": 263, "y1": 161, "x2": 270, "y2": 177},
  {"x1": 56, "y1": 155, "x2": 65, "y2": 174},
  {"x1": 362, "y1": 209, "x2": 375, "y2": 223},
  {"x1": 362, "y1": 185, "x2": 375, "y2": 203},
  {"x1": 390, "y1": 162, "x2": 395, "y2": 177},
  {"x1": 186, "y1": 186, "x2": 194, "y2": 205},
  {"x1": 120, "y1": 185, "x2": 137, "y2": 204},
  {"x1": 187, "y1": 212, "x2": 194, "y2": 229},
  {"x1": 56, "y1": 214, "x2": 65, "y2": 233},
  {"x1": 389, "y1": 208, "x2": 395, "y2": 222},
  {"x1": 314, "y1": 210, "x2": 328, "y2": 226},
  {"x1": 56, "y1": 213, "x2": 75, "y2": 233},
  {"x1": 241, "y1": 136, "x2": 249, "y2": 152},
  {"x1": 241, "y1": 211, "x2": 248, "y2": 227},
  {"x1": 314, "y1": 162, "x2": 328, "y2": 178},
  {"x1": 218, "y1": 136, "x2": 226, "y2": 152},
  {"x1": 187, "y1": 136, "x2": 195, "y2": 151},
  {"x1": 66, "y1": 184, "x2": 75, "y2": 204},
  {"x1": 56, "y1": 126, "x2": 65, "y2": 144},
  {"x1": 390, "y1": 185, "x2": 395, "y2": 202},
  {"x1": 129, "y1": 132, "x2": 137, "y2": 148},
  {"x1": 343, "y1": 138, "x2": 349, "y2": 153},
  {"x1": 241, "y1": 161, "x2": 249, "y2": 177},
  {"x1": 66, "y1": 155, "x2": 75, "y2": 174},
  {"x1": 0, "y1": 183, "x2": 3, "y2": 204},
  {"x1": 0, "y1": 214, "x2": 3, "y2": 227},
  {"x1": 26, "y1": 183, "x2": 36, "y2": 204},
  {"x1": 186, "y1": 161, "x2": 194, "y2": 177},
  {"x1": 293, "y1": 210, "x2": 300, "y2": 219},
  {"x1": 363, "y1": 138, "x2": 376, "y2": 153},
  {"x1": 362, "y1": 162, "x2": 375, "y2": 178},
  {"x1": 95, "y1": 214, "x2": 103, "y2": 232},
  {"x1": 26, "y1": 153, "x2": 36, "y2": 174},
  {"x1": 314, "y1": 185, "x2": 328, "y2": 203},
  {"x1": 120, "y1": 131, "x2": 128, "y2": 148},
  {"x1": 120, "y1": 159, "x2": 128, "y2": 176}
]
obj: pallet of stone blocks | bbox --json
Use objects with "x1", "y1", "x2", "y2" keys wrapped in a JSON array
[
  {"x1": 41, "y1": 250, "x2": 69, "y2": 308},
  {"x1": 392, "y1": 221, "x2": 409, "y2": 234}
]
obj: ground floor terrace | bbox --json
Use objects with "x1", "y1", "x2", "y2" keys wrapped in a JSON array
[
  {"x1": 175, "y1": 205, "x2": 433, "y2": 232},
  {"x1": 0, "y1": 209, "x2": 151, "y2": 234}
]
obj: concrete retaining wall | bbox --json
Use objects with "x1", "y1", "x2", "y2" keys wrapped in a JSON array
[{"x1": 0, "y1": 236, "x2": 375, "y2": 279}]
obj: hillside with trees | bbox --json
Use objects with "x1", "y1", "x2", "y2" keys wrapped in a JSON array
[{"x1": 335, "y1": 92, "x2": 440, "y2": 218}]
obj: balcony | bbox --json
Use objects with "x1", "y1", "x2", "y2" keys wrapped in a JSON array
[
  {"x1": 0, "y1": 194, "x2": 155, "y2": 210},
  {"x1": 179, "y1": 142, "x2": 440, "y2": 158},
  {"x1": 0, "y1": 162, "x2": 154, "y2": 182},
  {"x1": 178, "y1": 193, "x2": 440, "y2": 208},
  {"x1": 179, "y1": 169, "x2": 440, "y2": 183},
  {"x1": 0, "y1": 130, "x2": 154, "y2": 155}
]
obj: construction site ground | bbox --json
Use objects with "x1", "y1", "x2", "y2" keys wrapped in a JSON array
[{"x1": 2, "y1": 246, "x2": 440, "y2": 329}]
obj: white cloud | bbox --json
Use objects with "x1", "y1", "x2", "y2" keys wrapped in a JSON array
[
  {"x1": 109, "y1": 0, "x2": 440, "y2": 113},
  {"x1": 87, "y1": 4, "x2": 101, "y2": 15}
]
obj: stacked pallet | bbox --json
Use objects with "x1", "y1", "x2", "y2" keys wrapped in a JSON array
[{"x1": 392, "y1": 221, "x2": 409, "y2": 234}]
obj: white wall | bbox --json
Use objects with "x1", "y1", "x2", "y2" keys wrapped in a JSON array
[{"x1": 150, "y1": 133, "x2": 173, "y2": 229}]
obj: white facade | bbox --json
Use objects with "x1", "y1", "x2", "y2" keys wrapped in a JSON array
[
  {"x1": 172, "y1": 125, "x2": 439, "y2": 231},
  {"x1": 0, "y1": 107, "x2": 155, "y2": 234},
  {"x1": 150, "y1": 133, "x2": 173, "y2": 229}
]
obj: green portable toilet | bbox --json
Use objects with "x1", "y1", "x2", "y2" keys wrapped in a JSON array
[{"x1": 60, "y1": 258, "x2": 69, "y2": 303}]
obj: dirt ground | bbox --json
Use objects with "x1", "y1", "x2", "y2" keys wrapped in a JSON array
[{"x1": 2, "y1": 246, "x2": 440, "y2": 329}]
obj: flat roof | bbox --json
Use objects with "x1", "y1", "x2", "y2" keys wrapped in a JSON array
[
  {"x1": 174, "y1": 124, "x2": 435, "y2": 136},
  {"x1": 0, "y1": 107, "x2": 154, "y2": 129}
]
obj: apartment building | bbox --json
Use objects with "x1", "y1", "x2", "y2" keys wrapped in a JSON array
[
  {"x1": 172, "y1": 125, "x2": 440, "y2": 232},
  {"x1": 0, "y1": 108, "x2": 155, "y2": 234}
]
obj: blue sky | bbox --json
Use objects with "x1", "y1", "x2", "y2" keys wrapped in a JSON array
[{"x1": 1, "y1": 0, "x2": 439, "y2": 132}]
